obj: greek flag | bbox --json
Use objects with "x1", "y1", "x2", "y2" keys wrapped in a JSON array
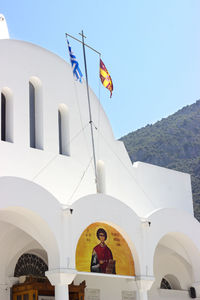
[{"x1": 67, "y1": 39, "x2": 83, "y2": 82}]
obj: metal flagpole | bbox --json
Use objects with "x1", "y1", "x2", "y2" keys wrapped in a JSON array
[
  {"x1": 65, "y1": 31, "x2": 101, "y2": 192},
  {"x1": 78, "y1": 30, "x2": 98, "y2": 192}
]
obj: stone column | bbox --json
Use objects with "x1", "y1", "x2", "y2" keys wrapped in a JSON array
[
  {"x1": 135, "y1": 276, "x2": 154, "y2": 300},
  {"x1": 46, "y1": 269, "x2": 77, "y2": 300}
]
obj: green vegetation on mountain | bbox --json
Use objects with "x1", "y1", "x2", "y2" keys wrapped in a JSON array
[{"x1": 120, "y1": 100, "x2": 200, "y2": 221}]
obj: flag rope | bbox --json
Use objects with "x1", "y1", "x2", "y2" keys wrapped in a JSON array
[{"x1": 97, "y1": 129, "x2": 156, "y2": 207}]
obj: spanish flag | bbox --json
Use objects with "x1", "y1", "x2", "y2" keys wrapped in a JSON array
[{"x1": 100, "y1": 59, "x2": 113, "y2": 98}]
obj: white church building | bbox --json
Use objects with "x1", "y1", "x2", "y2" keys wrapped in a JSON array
[{"x1": 0, "y1": 14, "x2": 200, "y2": 300}]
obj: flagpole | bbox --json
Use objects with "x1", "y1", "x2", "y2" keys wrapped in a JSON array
[{"x1": 79, "y1": 30, "x2": 98, "y2": 192}]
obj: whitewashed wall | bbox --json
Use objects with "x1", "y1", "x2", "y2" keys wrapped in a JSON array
[
  {"x1": 0, "y1": 39, "x2": 194, "y2": 217},
  {"x1": 0, "y1": 31, "x2": 198, "y2": 300}
]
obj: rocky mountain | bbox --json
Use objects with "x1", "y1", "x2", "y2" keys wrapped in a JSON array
[{"x1": 120, "y1": 100, "x2": 200, "y2": 221}]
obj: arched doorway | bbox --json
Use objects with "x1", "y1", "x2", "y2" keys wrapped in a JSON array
[
  {"x1": 12, "y1": 253, "x2": 53, "y2": 300},
  {"x1": 0, "y1": 219, "x2": 51, "y2": 300},
  {"x1": 149, "y1": 232, "x2": 200, "y2": 299}
]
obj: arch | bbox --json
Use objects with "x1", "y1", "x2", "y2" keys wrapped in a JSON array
[
  {"x1": 58, "y1": 103, "x2": 70, "y2": 156},
  {"x1": 14, "y1": 253, "x2": 48, "y2": 277},
  {"x1": 71, "y1": 194, "x2": 141, "y2": 275},
  {"x1": 160, "y1": 274, "x2": 181, "y2": 290},
  {"x1": 0, "y1": 176, "x2": 62, "y2": 270},
  {"x1": 152, "y1": 233, "x2": 195, "y2": 293},
  {"x1": 1, "y1": 87, "x2": 13, "y2": 142},
  {"x1": 0, "y1": 220, "x2": 49, "y2": 283},
  {"x1": 148, "y1": 208, "x2": 200, "y2": 288},
  {"x1": 6, "y1": 238, "x2": 48, "y2": 280},
  {"x1": 29, "y1": 76, "x2": 43, "y2": 149}
]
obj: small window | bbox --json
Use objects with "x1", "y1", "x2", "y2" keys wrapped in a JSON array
[
  {"x1": 58, "y1": 104, "x2": 70, "y2": 156},
  {"x1": 1, "y1": 93, "x2": 6, "y2": 141},
  {"x1": 29, "y1": 82, "x2": 36, "y2": 148},
  {"x1": 29, "y1": 77, "x2": 43, "y2": 150},
  {"x1": 1, "y1": 88, "x2": 13, "y2": 142}
]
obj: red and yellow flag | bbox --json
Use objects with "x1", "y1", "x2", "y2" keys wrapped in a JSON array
[{"x1": 100, "y1": 59, "x2": 113, "y2": 98}]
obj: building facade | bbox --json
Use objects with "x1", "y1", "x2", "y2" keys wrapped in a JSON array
[{"x1": 0, "y1": 15, "x2": 200, "y2": 300}]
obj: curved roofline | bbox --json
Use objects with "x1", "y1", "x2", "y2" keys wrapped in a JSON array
[
  {"x1": 0, "y1": 38, "x2": 115, "y2": 139},
  {"x1": 1, "y1": 38, "x2": 70, "y2": 65}
]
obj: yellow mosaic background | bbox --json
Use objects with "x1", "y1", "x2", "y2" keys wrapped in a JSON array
[{"x1": 76, "y1": 222, "x2": 135, "y2": 276}]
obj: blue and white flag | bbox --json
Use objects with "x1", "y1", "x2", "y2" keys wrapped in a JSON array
[{"x1": 67, "y1": 39, "x2": 83, "y2": 82}]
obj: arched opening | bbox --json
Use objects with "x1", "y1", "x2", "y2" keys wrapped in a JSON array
[
  {"x1": 12, "y1": 252, "x2": 51, "y2": 300},
  {"x1": 29, "y1": 77, "x2": 43, "y2": 150},
  {"x1": 160, "y1": 274, "x2": 181, "y2": 290},
  {"x1": 1, "y1": 88, "x2": 13, "y2": 142},
  {"x1": 0, "y1": 219, "x2": 50, "y2": 300},
  {"x1": 14, "y1": 253, "x2": 48, "y2": 278},
  {"x1": 58, "y1": 103, "x2": 70, "y2": 156},
  {"x1": 150, "y1": 231, "x2": 200, "y2": 299}
]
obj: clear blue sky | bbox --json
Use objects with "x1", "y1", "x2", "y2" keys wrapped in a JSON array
[{"x1": 1, "y1": 0, "x2": 200, "y2": 138}]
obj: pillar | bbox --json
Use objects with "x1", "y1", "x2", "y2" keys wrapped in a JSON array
[
  {"x1": 55, "y1": 284, "x2": 69, "y2": 300},
  {"x1": 135, "y1": 276, "x2": 154, "y2": 300},
  {"x1": 137, "y1": 290, "x2": 148, "y2": 300},
  {"x1": 46, "y1": 269, "x2": 77, "y2": 300}
]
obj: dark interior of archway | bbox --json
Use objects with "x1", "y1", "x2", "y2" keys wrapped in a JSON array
[
  {"x1": 160, "y1": 278, "x2": 172, "y2": 289},
  {"x1": 14, "y1": 253, "x2": 48, "y2": 277}
]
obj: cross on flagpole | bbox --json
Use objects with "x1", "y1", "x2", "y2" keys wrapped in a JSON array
[{"x1": 66, "y1": 32, "x2": 101, "y2": 55}]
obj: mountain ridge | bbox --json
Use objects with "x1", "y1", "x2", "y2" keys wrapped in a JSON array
[{"x1": 120, "y1": 100, "x2": 200, "y2": 221}]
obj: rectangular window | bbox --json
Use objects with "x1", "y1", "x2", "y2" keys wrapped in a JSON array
[{"x1": 1, "y1": 93, "x2": 6, "y2": 141}]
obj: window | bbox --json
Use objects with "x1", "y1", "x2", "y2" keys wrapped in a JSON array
[
  {"x1": 14, "y1": 253, "x2": 48, "y2": 277},
  {"x1": 58, "y1": 104, "x2": 70, "y2": 156},
  {"x1": 1, "y1": 88, "x2": 13, "y2": 142},
  {"x1": 1, "y1": 93, "x2": 6, "y2": 141},
  {"x1": 29, "y1": 82, "x2": 36, "y2": 148},
  {"x1": 29, "y1": 77, "x2": 43, "y2": 149}
]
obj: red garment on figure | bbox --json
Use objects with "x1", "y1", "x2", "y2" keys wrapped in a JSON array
[{"x1": 93, "y1": 244, "x2": 113, "y2": 273}]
